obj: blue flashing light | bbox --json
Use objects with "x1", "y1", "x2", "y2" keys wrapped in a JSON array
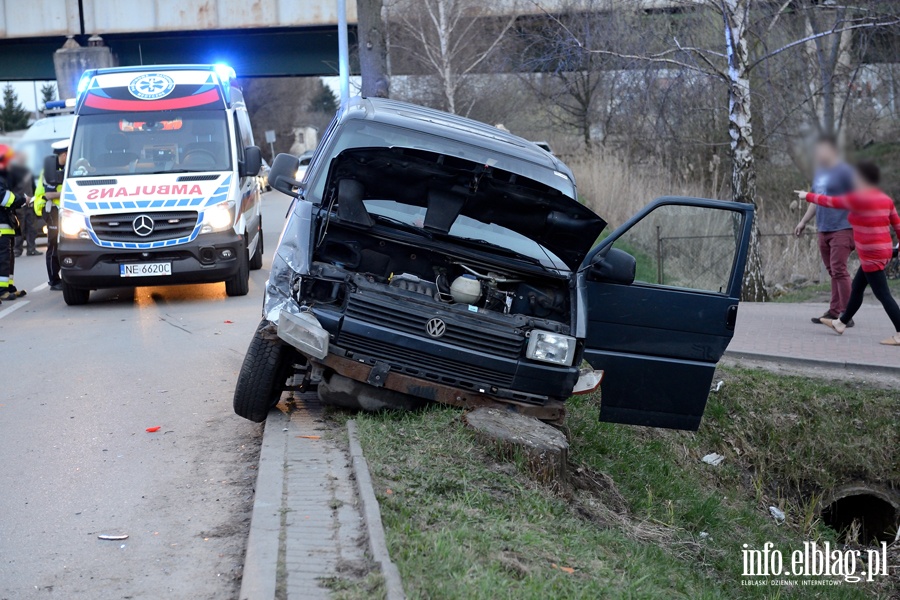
[
  {"x1": 45, "y1": 100, "x2": 67, "y2": 109},
  {"x1": 76, "y1": 74, "x2": 91, "y2": 95},
  {"x1": 213, "y1": 63, "x2": 236, "y2": 82}
]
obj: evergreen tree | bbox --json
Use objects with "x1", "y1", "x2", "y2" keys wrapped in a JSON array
[
  {"x1": 0, "y1": 84, "x2": 30, "y2": 132},
  {"x1": 40, "y1": 83, "x2": 56, "y2": 108},
  {"x1": 309, "y1": 82, "x2": 338, "y2": 114}
]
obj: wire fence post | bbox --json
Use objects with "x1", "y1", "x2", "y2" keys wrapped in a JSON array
[{"x1": 656, "y1": 225, "x2": 663, "y2": 284}]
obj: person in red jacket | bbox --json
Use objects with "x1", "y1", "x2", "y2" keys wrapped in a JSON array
[{"x1": 796, "y1": 160, "x2": 900, "y2": 346}]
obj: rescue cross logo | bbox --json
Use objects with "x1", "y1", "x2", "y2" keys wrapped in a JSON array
[{"x1": 128, "y1": 73, "x2": 176, "y2": 100}]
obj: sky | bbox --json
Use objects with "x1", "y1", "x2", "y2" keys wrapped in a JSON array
[{"x1": 1, "y1": 81, "x2": 59, "y2": 112}]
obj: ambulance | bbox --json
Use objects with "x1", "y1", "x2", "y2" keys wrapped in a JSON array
[{"x1": 46, "y1": 65, "x2": 263, "y2": 305}]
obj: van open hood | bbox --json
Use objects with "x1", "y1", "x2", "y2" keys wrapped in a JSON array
[{"x1": 324, "y1": 147, "x2": 607, "y2": 270}]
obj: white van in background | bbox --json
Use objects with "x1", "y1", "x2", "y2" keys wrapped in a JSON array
[{"x1": 46, "y1": 64, "x2": 263, "y2": 305}]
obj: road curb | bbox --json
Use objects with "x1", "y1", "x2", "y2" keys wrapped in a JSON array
[
  {"x1": 347, "y1": 420, "x2": 406, "y2": 600},
  {"x1": 239, "y1": 411, "x2": 288, "y2": 600},
  {"x1": 724, "y1": 349, "x2": 900, "y2": 376}
]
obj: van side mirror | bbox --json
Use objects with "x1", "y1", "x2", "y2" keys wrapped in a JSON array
[
  {"x1": 268, "y1": 153, "x2": 303, "y2": 198},
  {"x1": 43, "y1": 155, "x2": 63, "y2": 186},
  {"x1": 240, "y1": 146, "x2": 262, "y2": 177},
  {"x1": 589, "y1": 247, "x2": 636, "y2": 285}
]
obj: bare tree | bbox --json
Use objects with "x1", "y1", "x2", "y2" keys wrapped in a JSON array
[
  {"x1": 540, "y1": 0, "x2": 900, "y2": 300},
  {"x1": 515, "y1": 0, "x2": 642, "y2": 151},
  {"x1": 387, "y1": 0, "x2": 518, "y2": 115}
]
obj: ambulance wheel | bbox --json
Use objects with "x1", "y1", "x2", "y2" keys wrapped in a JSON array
[
  {"x1": 233, "y1": 323, "x2": 296, "y2": 422},
  {"x1": 249, "y1": 225, "x2": 264, "y2": 271},
  {"x1": 225, "y1": 240, "x2": 250, "y2": 297},
  {"x1": 62, "y1": 283, "x2": 90, "y2": 306}
]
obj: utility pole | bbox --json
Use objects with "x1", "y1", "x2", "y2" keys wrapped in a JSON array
[{"x1": 358, "y1": 0, "x2": 390, "y2": 97}]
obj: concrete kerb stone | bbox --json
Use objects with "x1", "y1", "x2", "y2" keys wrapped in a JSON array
[
  {"x1": 347, "y1": 420, "x2": 406, "y2": 600},
  {"x1": 239, "y1": 410, "x2": 289, "y2": 600},
  {"x1": 724, "y1": 349, "x2": 900, "y2": 376}
]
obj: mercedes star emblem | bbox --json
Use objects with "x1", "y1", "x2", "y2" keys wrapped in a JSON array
[
  {"x1": 425, "y1": 317, "x2": 446, "y2": 338},
  {"x1": 132, "y1": 214, "x2": 155, "y2": 237}
]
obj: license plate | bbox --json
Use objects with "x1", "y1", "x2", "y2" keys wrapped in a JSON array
[{"x1": 120, "y1": 262, "x2": 172, "y2": 277}]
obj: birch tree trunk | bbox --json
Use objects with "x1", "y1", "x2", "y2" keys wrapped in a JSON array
[{"x1": 723, "y1": 0, "x2": 768, "y2": 301}]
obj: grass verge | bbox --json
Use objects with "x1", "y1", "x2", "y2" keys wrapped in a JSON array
[
  {"x1": 336, "y1": 367, "x2": 899, "y2": 599},
  {"x1": 773, "y1": 279, "x2": 900, "y2": 304}
]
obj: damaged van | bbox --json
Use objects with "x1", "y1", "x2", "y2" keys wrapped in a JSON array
[{"x1": 233, "y1": 97, "x2": 753, "y2": 430}]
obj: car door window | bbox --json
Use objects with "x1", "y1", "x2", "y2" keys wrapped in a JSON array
[
  {"x1": 609, "y1": 204, "x2": 744, "y2": 295},
  {"x1": 582, "y1": 198, "x2": 754, "y2": 431}
]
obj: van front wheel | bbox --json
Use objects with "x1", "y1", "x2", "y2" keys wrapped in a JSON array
[
  {"x1": 233, "y1": 322, "x2": 297, "y2": 422},
  {"x1": 225, "y1": 239, "x2": 250, "y2": 297},
  {"x1": 62, "y1": 283, "x2": 90, "y2": 306}
]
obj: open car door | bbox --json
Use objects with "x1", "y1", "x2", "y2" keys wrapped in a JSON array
[{"x1": 580, "y1": 197, "x2": 754, "y2": 431}]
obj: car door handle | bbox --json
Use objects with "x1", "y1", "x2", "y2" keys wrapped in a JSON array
[{"x1": 725, "y1": 305, "x2": 738, "y2": 330}]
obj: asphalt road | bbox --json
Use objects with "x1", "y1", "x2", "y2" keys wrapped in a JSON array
[{"x1": 0, "y1": 190, "x2": 293, "y2": 599}]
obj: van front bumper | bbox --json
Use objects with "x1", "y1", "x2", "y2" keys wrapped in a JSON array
[{"x1": 59, "y1": 231, "x2": 242, "y2": 289}]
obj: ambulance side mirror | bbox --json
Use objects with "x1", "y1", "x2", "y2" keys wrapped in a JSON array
[
  {"x1": 43, "y1": 155, "x2": 63, "y2": 187},
  {"x1": 240, "y1": 146, "x2": 262, "y2": 178}
]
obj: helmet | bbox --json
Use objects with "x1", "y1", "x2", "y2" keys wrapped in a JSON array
[{"x1": 0, "y1": 144, "x2": 13, "y2": 168}]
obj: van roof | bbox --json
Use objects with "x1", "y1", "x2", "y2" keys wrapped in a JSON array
[{"x1": 342, "y1": 96, "x2": 575, "y2": 185}]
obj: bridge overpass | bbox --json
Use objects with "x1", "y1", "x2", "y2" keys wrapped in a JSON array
[{"x1": 0, "y1": 0, "x2": 360, "y2": 84}]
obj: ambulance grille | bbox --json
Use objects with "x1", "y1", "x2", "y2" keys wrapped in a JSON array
[
  {"x1": 90, "y1": 211, "x2": 199, "y2": 242},
  {"x1": 176, "y1": 174, "x2": 219, "y2": 182},
  {"x1": 75, "y1": 179, "x2": 117, "y2": 186}
]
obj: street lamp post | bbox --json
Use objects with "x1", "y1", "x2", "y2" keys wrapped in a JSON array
[{"x1": 337, "y1": 0, "x2": 350, "y2": 105}]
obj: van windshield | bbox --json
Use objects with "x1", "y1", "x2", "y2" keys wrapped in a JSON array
[{"x1": 68, "y1": 110, "x2": 231, "y2": 177}]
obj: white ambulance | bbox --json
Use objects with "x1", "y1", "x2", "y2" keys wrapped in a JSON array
[{"x1": 47, "y1": 64, "x2": 263, "y2": 305}]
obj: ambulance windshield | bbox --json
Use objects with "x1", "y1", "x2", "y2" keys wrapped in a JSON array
[{"x1": 68, "y1": 110, "x2": 231, "y2": 177}]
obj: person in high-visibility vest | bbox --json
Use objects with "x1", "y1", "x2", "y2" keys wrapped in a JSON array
[
  {"x1": 0, "y1": 144, "x2": 28, "y2": 301},
  {"x1": 34, "y1": 140, "x2": 68, "y2": 290}
]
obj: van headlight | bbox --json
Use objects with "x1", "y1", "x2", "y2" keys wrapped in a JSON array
[
  {"x1": 60, "y1": 208, "x2": 89, "y2": 239},
  {"x1": 200, "y1": 201, "x2": 234, "y2": 234},
  {"x1": 525, "y1": 330, "x2": 576, "y2": 366}
]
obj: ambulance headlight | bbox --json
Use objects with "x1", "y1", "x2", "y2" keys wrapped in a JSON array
[
  {"x1": 60, "y1": 208, "x2": 89, "y2": 239},
  {"x1": 525, "y1": 330, "x2": 576, "y2": 366},
  {"x1": 200, "y1": 202, "x2": 234, "y2": 234}
]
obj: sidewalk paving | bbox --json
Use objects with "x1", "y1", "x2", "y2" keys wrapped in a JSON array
[
  {"x1": 240, "y1": 397, "x2": 370, "y2": 600},
  {"x1": 727, "y1": 301, "x2": 900, "y2": 373}
]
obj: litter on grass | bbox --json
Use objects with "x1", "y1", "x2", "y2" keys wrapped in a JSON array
[
  {"x1": 701, "y1": 453, "x2": 725, "y2": 466},
  {"x1": 711, "y1": 380, "x2": 724, "y2": 393},
  {"x1": 551, "y1": 563, "x2": 575, "y2": 574},
  {"x1": 769, "y1": 506, "x2": 786, "y2": 522}
]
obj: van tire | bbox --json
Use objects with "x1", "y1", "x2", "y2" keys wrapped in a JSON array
[
  {"x1": 62, "y1": 283, "x2": 90, "y2": 306},
  {"x1": 225, "y1": 239, "x2": 250, "y2": 297},
  {"x1": 249, "y1": 225, "x2": 264, "y2": 271},
  {"x1": 233, "y1": 323, "x2": 295, "y2": 422}
]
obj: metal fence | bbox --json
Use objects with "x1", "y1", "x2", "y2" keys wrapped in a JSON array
[{"x1": 654, "y1": 231, "x2": 899, "y2": 289}]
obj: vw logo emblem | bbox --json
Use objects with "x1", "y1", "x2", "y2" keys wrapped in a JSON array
[
  {"x1": 132, "y1": 214, "x2": 155, "y2": 237},
  {"x1": 425, "y1": 318, "x2": 446, "y2": 338}
]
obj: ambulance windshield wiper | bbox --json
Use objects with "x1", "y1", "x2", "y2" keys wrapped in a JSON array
[{"x1": 146, "y1": 169, "x2": 204, "y2": 175}]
